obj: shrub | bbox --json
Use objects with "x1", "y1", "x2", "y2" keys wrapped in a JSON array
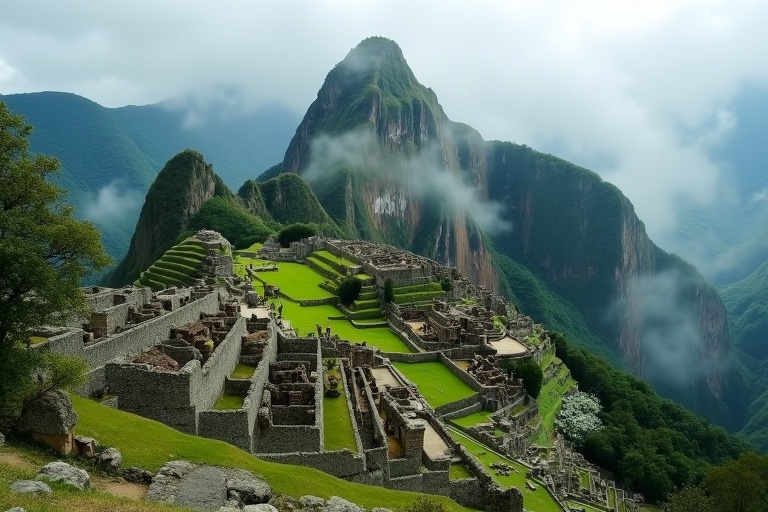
[
  {"x1": 504, "y1": 359, "x2": 543, "y2": 398},
  {"x1": 276, "y1": 223, "x2": 317, "y2": 247},
  {"x1": 440, "y1": 278, "x2": 453, "y2": 292},
  {"x1": 384, "y1": 278, "x2": 395, "y2": 303},
  {"x1": 399, "y1": 496, "x2": 446, "y2": 512},
  {"x1": 337, "y1": 276, "x2": 362, "y2": 306}
]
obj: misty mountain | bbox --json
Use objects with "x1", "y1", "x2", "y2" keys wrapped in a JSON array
[
  {"x1": 0, "y1": 91, "x2": 299, "y2": 267},
  {"x1": 272, "y1": 37, "x2": 740, "y2": 426}
]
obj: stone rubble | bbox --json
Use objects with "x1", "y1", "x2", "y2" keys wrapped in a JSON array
[{"x1": 9, "y1": 480, "x2": 52, "y2": 494}]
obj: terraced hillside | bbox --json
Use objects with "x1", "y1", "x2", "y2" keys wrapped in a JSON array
[{"x1": 135, "y1": 238, "x2": 208, "y2": 291}]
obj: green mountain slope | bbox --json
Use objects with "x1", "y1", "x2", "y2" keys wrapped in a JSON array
[
  {"x1": 105, "y1": 149, "x2": 235, "y2": 285},
  {"x1": 275, "y1": 37, "x2": 738, "y2": 426}
]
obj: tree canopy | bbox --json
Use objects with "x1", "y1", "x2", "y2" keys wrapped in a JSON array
[{"x1": 0, "y1": 102, "x2": 109, "y2": 421}]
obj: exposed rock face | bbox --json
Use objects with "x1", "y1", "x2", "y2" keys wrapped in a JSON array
[
  {"x1": 35, "y1": 461, "x2": 90, "y2": 490},
  {"x1": 17, "y1": 390, "x2": 77, "y2": 436}
]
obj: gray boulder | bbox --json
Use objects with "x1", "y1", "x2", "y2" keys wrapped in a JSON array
[
  {"x1": 5, "y1": 507, "x2": 28, "y2": 512},
  {"x1": 35, "y1": 461, "x2": 90, "y2": 490},
  {"x1": 371, "y1": 508, "x2": 392, "y2": 512},
  {"x1": 10, "y1": 480, "x2": 52, "y2": 494},
  {"x1": 98, "y1": 447, "x2": 123, "y2": 471},
  {"x1": 122, "y1": 466, "x2": 154, "y2": 484},
  {"x1": 0, "y1": 431, "x2": 5, "y2": 446},
  {"x1": 321, "y1": 497, "x2": 364, "y2": 512},
  {"x1": 225, "y1": 468, "x2": 272, "y2": 505},
  {"x1": 300, "y1": 495, "x2": 326, "y2": 508},
  {"x1": 174, "y1": 466, "x2": 226, "y2": 512},
  {"x1": 244, "y1": 505, "x2": 278, "y2": 512},
  {"x1": 17, "y1": 390, "x2": 77, "y2": 435}
]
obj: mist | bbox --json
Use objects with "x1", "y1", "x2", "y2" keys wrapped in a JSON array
[
  {"x1": 608, "y1": 269, "x2": 726, "y2": 388},
  {"x1": 302, "y1": 128, "x2": 511, "y2": 235},
  {"x1": 82, "y1": 180, "x2": 142, "y2": 228}
]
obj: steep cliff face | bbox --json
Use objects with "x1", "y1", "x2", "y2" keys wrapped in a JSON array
[
  {"x1": 280, "y1": 37, "x2": 498, "y2": 289},
  {"x1": 106, "y1": 149, "x2": 233, "y2": 285}
]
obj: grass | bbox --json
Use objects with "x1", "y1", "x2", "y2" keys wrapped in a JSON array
[
  {"x1": 566, "y1": 500, "x2": 605, "y2": 512},
  {"x1": 447, "y1": 426, "x2": 562, "y2": 512},
  {"x1": 391, "y1": 362, "x2": 476, "y2": 408},
  {"x1": 311, "y1": 250, "x2": 359, "y2": 268},
  {"x1": 278, "y1": 301, "x2": 413, "y2": 353},
  {"x1": 251, "y1": 262, "x2": 334, "y2": 301},
  {"x1": 213, "y1": 393, "x2": 245, "y2": 410},
  {"x1": 449, "y1": 463, "x2": 473, "y2": 480},
  {"x1": 532, "y1": 370, "x2": 576, "y2": 447},
  {"x1": 578, "y1": 468, "x2": 591, "y2": 489},
  {"x1": 136, "y1": 238, "x2": 207, "y2": 291},
  {"x1": 323, "y1": 364, "x2": 358, "y2": 452},
  {"x1": 29, "y1": 336, "x2": 48, "y2": 345},
  {"x1": 450, "y1": 410, "x2": 495, "y2": 429},
  {"x1": 68, "y1": 395, "x2": 473, "y2": 511},
  {"x1": 230, "y1": 363, "x2": 256, "y2": 379}
]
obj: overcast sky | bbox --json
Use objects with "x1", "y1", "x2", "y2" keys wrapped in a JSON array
[{"x1": 1, "y1": 0, "x2": 767, "y2": 248}]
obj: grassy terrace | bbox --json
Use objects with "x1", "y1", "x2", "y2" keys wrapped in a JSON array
[
  {"x1": 323, "y1": 363, "x2": 357, "y2": 452},
  {"x1": 61, "y1": 395, "x2": 475, "y2": 512},
  {"x1": 280, "y1": 301, "x2": 412, "y2": 353},
  {"x1": 532, "y1": 367, "x2": 576, "y2": 447},
  {"x1": 230, "y1": 363, "x2": 256, "y2": 379},
  {"x1": 447, "y1": 427, "x2": 562, "y2": 512},
  {"x1": 311, "y1": 250, "x2": 359, "y2": 268},
  {"x1": 250, "y1": 261, "x2": 335, "y2": 301},
  {"x1": 392, "y1": 362, "x2": 476, "y2": 408},
  {"x1": 137, "y1": 238, "x2": 207, "y2": 291},
  {"x1": 214, "y1": 393, "x2": 245, "y2": 410},
  {"x1": 450, "y1": 410, "x2": 495, "y2": 429}
]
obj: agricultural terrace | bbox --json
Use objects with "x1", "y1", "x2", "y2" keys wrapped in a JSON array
[
  {"x1": 450, "y1": 410, "x2": 495, "y2": 429},
  {"x1": 67, "y1": 396, "x2": 474, "y2": 512},
  {"x1": 323, "y1": 362, "x2": 358, "y2": 451},
  {"x1": 248, "y1": 261, "x2": 335, "y2": 301},
  {"x1": 447, "y1": 427, "x2": 562, "y2": 512},
  {"x1": 391, "y1": 362, "x2": 476, "y2": 408},
  {"x1": 279, "y1": 301, "x2": 413, "y2": 353},
  {"x1": 311, "y1": 249, "x2": 359, "y2": 268},
  {"x1": 532, "y1": 365, "x2": 576, "y2": 447}
]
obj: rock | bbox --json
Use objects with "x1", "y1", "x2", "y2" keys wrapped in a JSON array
[
  {"x1": 321, "y1": 497, "x2": 364, "y2": 512},
  {"x1": 98, "y1": 447, "x2": 123, "y2": 471},
  {"x1": 35, "y1": 461, "x2": 90, "y2": 490},
  {"x1": 0, "y1": 432, "x2": 5, "y2": 446},
  {"x1": 225, "y1": 468, "x2": 272, "y2": 505},
  {"x1": 122, "y1": 466, "x2": 154, "y2": 484},
  {"x1": 17, "y1": 390, "x2": 77, "y2": 435},
  {"x1": 174, "y1": 466, "x2": 226, "y2": 512},
  {"x1": 300, "y1": 495, "x2": 326, "y2": 508},
  {"x1": 10, "y1": 480, "x2": 52, "y2": 494},
  {"x1": 244, "y1": 505, "x2": 278, "y2": 512},
  {"x1": 74, "y1": 436, "x2": 98, "y2": 457},
  {"x1": 371, "y1": 509, "x2": 392, "y2": 512},
  {"x1": 159, "y1": 460, "x2": 196, "y2": 478},
  {"x1": 218, "y1": 508, "x2": 241, "y2": 512},
  {"x1": 146, "y1": 461, "x2": 197, "y2": 504},
  {"x1": 5, "y1": 507, "x2": 28, "y2": 512},
  {"x1": 270, "y1": 495, "x2": 298, "y2": 511}
]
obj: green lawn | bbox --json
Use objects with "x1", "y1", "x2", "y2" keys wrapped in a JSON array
[
  {"x1": 323, "y1": 364, "x2": 358, "y2": 452},
  {"x1": 251, "y1": 261, "x2": 334, "y2": 301},
  {"x1": 447, "y1": 426, "x2": 561, "y2": 512},
  {"x1": 214, "y1": 393, "x2": 245, "y2": 410},
  {"x1": 392, "y1": 362, "x2": 476, "y2": 408},
  {"x1": 70, "y1": 395, "x2": 475, "y2": 512},
  {"x1": 566, "y1": 500, "x2": 605, "y2": 512},
  {"x1": 279, "y1": 301, "x2": 413, "y2": 353},
  {"x1": 230, "y1": 363, "x2": 256, "y2": 379},
  {"x1": 450, "y1": 410, "x2": 495, "y2": 429}
]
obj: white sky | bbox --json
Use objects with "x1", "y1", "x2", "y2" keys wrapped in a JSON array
[{"x1": 1, "y1": 0, "x2": 767, "y2": 244}]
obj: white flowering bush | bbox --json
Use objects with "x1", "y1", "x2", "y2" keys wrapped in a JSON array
[{"x1": 555, "y1": 391, "x2": 603, "y2": 446}]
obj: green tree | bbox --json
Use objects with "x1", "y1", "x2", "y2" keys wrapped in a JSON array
[
  {"x1": 0, "y1": 102, "x2": 109, "y2": 423},
  {"x1": 383, "y1": 278, "x2": 395, "y2": 303},
  {"x1": 509, "y1": 359, "x2": 543, "y2": 398},
  {"x1": 705, "y1": 452, "x2": 768, "y2": 512},
  {"x1": 337, "y1": 275, "x2": 362, "y2": 306},
  {"x1": 276, "y1": 222, "x2": 317, "y2": 247},
  {"x1": 662, "y1": 484, "x2": 716, "y2": 512}
]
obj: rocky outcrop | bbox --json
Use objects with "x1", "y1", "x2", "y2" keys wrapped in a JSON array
[
  {"x1": 10, "y1": 480, "x2": 52, "y2": 495},
  {"x1": 17, "y1": 390, "x2": 77, "y2": 436}
]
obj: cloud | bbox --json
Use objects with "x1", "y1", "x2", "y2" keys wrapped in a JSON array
[
  {"x1": 750, "y1": 187, "x2": 768, "y2": 205},
  {"x1": 81, "y1": 181, "x2": 142, "y2": 228},
  {"x1": 302, "y1": 128, "x2": 511, "y2": 235},
  {"x1": 0, "y1": 0, "x2": 767, "y2": 246}
]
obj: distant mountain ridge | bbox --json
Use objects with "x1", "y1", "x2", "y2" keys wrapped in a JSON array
[{"x1": 0, "y1": 91, "x2": 299, "y2": 267}]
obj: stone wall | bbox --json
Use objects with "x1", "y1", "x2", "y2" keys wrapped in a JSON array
[
  {"x1": 245, "y1": 325, "x2": 278, "y2": 451},
  {"x1": 259, "y1": 449, "x2": 365, "y2": 479},
  {"x1": 197, "y1": 316, "x2": 246, "y2": 409},
  {"x1": 439, "y1": 353, "x2": 485, "y2": 392},
  {"x1": 197, "y1": 409, "x2": 250, "y2": 451},
  {"x1": 32, "y1": 329, "x2": 83, "y2": 358},
  {"x1": 384, "y1": 351, "x2": 441, "y2": 363},
  {"x1": 84, "y1": 290, "x2": 220, "y2": 370},
  {"x1": 254, "y1": 425, "x2": 321, "y2": 453},
  {"x1": 89, "y1": 303, "x2": 131, "y2": 338},
  {"x1": 388, "y1": 458, "x2": 421, "y2": 478}
]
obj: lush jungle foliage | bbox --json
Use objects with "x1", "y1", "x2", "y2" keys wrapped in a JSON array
[{"x1": 552, "y1": 331, "x2": 748, "y2": 502}]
